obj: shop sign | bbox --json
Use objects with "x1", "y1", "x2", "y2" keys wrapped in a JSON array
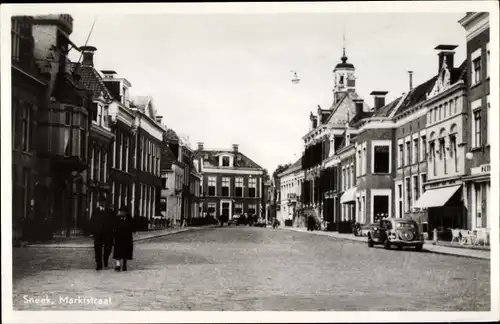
[{"x1": 471, "y1": 164, "x2": 490, "y2": 175}]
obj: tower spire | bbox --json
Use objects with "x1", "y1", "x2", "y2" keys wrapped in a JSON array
[{"x1": 341, "y1": 26, "x2": 347, "y2": 63}]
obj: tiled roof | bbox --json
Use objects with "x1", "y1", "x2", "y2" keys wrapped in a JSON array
[
  {"x1": 194, "y1": 149, "x2": 263, "y2": 170},
  {"x1": 349, "y1": 111, "x2": 374, "y2": 126},
  {"x1": 325, "y1": 91, "x2": 371, "y2": 124},
  {"x1": 70, "y1": 63, "x2": 113, "y2": 101},
  {"x1": 392, "y1": 75, "x2": 438, "y2": 117},
  {"x1": 371, "y1": 97, "x2": 403, "y2": 118}
]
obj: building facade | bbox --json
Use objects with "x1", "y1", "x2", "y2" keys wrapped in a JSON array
[
  {"x1": 277, "y1": 158, "x2": 303, "y2": 225},
  {"x1": 160, "y1": 140, "x2": 185, "y2": 226},
  {"x1": 30, "y1": 14, "x2": 92, "y2": 239},
  {"x1": 459, "y1": 12, "x2": 491, "y2": 230},
  {"x1": 195, "y1": 143, "x2": 264, "y2": 220},
  {"x1": 77, "y1": 46, "x2": 115, "y2": 225},
  {"x1": 11, "y1": 15, "x2": 49, "y2": 243}
]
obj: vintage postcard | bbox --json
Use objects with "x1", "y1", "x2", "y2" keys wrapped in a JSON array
[{"x1": 1, "y1": 1, "x2": 498, "y2": 323}]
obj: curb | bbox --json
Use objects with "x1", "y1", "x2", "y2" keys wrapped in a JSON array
[
  {"x1": 24, "y1": 225, "x2": 217, "y2": 249},
  {"x1": 283, "y1": 228, "x2": 490, "y2": 260}
]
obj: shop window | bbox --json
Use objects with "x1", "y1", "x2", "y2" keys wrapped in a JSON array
[
  {"x1": 235, "y1": 203, "x2": 243, "y2": 215},
  {"x1": 373, "y1": 144, "x2": 390, "y2": 174},
  {"x1": 248, "y1": 204, "x2": 256, "y2": 215},
  {"x1": 373, "y1": 195, "x2": 389, "y2": 222}
]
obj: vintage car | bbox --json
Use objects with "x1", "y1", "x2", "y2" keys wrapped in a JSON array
[{"x1": 367, "y1": 218, "x2": 424, "y2": 251}]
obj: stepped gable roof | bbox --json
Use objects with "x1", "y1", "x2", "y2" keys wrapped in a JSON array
[
  {"x1": 194, "y1": 149, "x2": 263, "y2": 170},
  {"x1": 70, "y1": 62, "x2": 113, "y2": 101}
]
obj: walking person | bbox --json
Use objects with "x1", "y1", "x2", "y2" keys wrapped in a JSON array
[
  {"x1": 90, "y1": 194, "x2": 116, "y2": 270},
  {"x1": 113, "y1": 206, "x2": 135, "y2": 272}
]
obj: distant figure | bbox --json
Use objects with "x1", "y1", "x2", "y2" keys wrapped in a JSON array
[
  {"x1": 90, "y1": 194, "x2": 116, "y2": 270},
  {"x1": 307, "y1": 215, "x2": 316, "y2": 231},
  {"x1": 113, "y1": 206, "x2": 135, "y2": 272}
]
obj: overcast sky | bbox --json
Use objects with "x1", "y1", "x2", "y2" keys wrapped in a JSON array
[{"x1": 13, "y1": 6, "x2": 471, "y2": 173}]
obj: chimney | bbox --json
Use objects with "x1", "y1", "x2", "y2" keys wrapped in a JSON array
[
  {"x1": 408, "y1": 71, "x2": 414, "y2": 91},
  {"x1": 197, "y1": 142, "x2": 204, "y2": 150},
  {"x1": 101, "y1": 70, "x2": 117, "y2": 79},
  {"x1": 435, "y1": 45, "x2": 458, "y2": 72},
  {"x1": 232, "y1": 144, "x2": 239, "y2": 154},
  {"x1": 353, "y1": 99, "x2": 364, "y2": 116},
  {"x1": 370, "y1": 91, "x2": 389, "y2": 111},
  {"x1": 156, "y1": 116, "x2": 163, "y2": 124},
  {"x1": 80, "y1": 45, "x2": 97, "y2": 67}
]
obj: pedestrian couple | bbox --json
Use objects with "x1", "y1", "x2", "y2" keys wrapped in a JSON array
[{"x1": 90, "y1": 194, "x2": 135, "y2": 272}]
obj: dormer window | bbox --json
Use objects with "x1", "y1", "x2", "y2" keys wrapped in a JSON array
[{"x1": 219, "y1": 154, "x2": 233, "y2": 167}]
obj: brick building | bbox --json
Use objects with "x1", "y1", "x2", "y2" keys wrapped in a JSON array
[
  {"x1": 413, "y1": 46, "x2": 468, "y2": 234},
  {"x1": 30, "y1": 14, "x2": 92, "y2": 239},
  {"x1": 77, "y1": 46, "x2": 115, "y2": 222},
  {"x1": 11, "y1": 16, "x2": 49, "y2": 243},
  {"x1": 459, "y1": 12, "x2": 491, "y2": 230},
  {"x1": 194, "y1": 143, "x2": 264, "y2": 220},
  {"x1": 277, "y1": 158, "x2": 303, "y2": 226}
]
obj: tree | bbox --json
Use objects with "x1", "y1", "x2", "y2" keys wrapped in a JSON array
[{"x1": 272, "y1": 163, "x2": 291, "y2": 179}]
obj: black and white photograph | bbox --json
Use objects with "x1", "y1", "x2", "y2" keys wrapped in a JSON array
[{"x1": 1, "y1": 1, "x2": 498, "y2": 323}]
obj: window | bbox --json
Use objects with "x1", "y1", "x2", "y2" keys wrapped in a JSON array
[
  {"x1": 449, "y1": 127, "x2": 458, "y2": 173},
  {"x1": 429, "y1": 140, "x2": 436, "y2": 175},
  {"x1": 473, "y1": 110, "x2": 482, "y2": 148},
  {"x1": 208, "y1": 203, "x2": 216, "y2": 216},
  {"x1": 413, "y1": 138, "x2": 419, "y2": 164},
  {"x1": 439, "y1": 138, "x2": 447, "y2": 174},
  {"x1": 221, "y1": 177, "x2": 230, "y2": 197},
  {"x1": 248, "y1": 204, "x2": 256, "y2": 214},
  {"x1": 235, "y1": 203, "x2": 243, "y2": 215},
  {"x1": 428, "y1": 110, "x2": 432, "y2": 124},
  {"x1": 80, "y1": 113, "x2": 87, "y2": 160},
  {"x1": 235, "y1": 177, "x2": 243, "y2": 197},
  {"x1": 405, "y1": 141, "x2": 411, "y2": 165},
  {"x1": 208, "y1": 177, "x2": 216, "y2": 196},
  {"x1": 486, "y1": 43, "x2": 490, "y2": 78},
  {"x1": 20, "y1": 103, "x2": 31, "y2": 152},
  {"x1": 362, "y1": 143, "x2": 367, "y2": 175},
  {"x1": 487, "y1": 95, "x2": 490, "y2": 144},
  {"x1": 420, "y1": 135, "x2": 427, "y2": 162},
  {"x1": 357, "y1": 148, "x2": 361, "y2": 176},
  {"x1": 413, "y1": 175, "x2": 419, "y2": 205},
  {"x1": 350, "y1": 164, "x2": 354, "y2": 188},
  {"x1": 11, "y1": 18, "x2": 21, "y2": 60},
  {"x1": 222, "y1": 156, "x2": 230, "y2": 167},
  {"x1": 472, "y1": 56, "x2": 481, "y2": 85},
  {"x1": 433, "y1": 108, "x2": 437, "y2": 122},
  {"x1": 438, "y1": 105, "x2": 442, "y2": 120},
  {"x1": 443, "y1": 103, "x2": 448, "y2": 119},
  {"x1": 249, "y1": 178, "x2": 257, "y2": 197},
  {"x1": 373, "y1": 143, "x2": 390, "y2": 174},
  {"x1": 405, "y1": 177, "x2": 411, "y2": 212},
  {"x1": 398, "y1": 143, "x2": 404, "y2": 168},
  {"x1": 420, "y1": 173, "x2": 427, "y2": 196},
  {"x1": 475, "y1": 183, "x2": 483, "y2": 228},
  {"x1": 100, "y1": 148, "x2": 105, "y2": 182}
]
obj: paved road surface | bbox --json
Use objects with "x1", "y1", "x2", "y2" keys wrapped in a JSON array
[{"x1": 12, "y1": 226, "x2": 490, "y2": 311}]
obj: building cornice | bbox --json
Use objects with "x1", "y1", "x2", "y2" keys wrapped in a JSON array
[
  {"x1": 202, "y1": 167, "x2": 263, "y2": 175},
  {"x1": 459, "y1": 12, "x2": 489, "y2": 41}
]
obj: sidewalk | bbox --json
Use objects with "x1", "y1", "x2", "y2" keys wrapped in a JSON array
[
  {"x1": 25, "y1": 225, "x2": 217, "y2": 249},
  {"x1": 284, "y1": 227, "x2": 490, "y2": 260}
]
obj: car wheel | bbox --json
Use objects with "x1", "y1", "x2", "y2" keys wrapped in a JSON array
[
  {"x1": 368, "y1": 236, "x2": 374, "y2": 248},
  {"x1": 415, "y1": 244, "x2": 423, "y2": 252},
  {"x1": 397, "y1": 244, "x2": 403, "y2": 250},
  {"x1": 384, "y1": 239, "x2": 391, "y2": 250}
]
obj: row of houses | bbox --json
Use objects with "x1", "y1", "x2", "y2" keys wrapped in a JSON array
[
  {"x1": 11, "y1": 14, "x2": 269, "y2": 244},
  {"x1": 276, "y1": 12, "x2": 491, "y2": 238}
]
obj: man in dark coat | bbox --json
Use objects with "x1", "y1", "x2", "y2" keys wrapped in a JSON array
[
  {"x1": 113, "y1": 206, "x2": 135, "y2": 271},
  {"x1": 90, "y1": 194, "x2": 115, "y2": 270}
]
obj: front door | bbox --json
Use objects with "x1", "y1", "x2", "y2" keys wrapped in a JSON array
[{"x1": 222, "y1": 202, "x2": 230, "y2": 220}]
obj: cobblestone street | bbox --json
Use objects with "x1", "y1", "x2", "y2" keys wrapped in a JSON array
[{"x1": 13, "y1": 227, "x2": 490, "y2": 311}]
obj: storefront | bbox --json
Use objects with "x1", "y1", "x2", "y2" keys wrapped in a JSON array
[{"x1": 463, "y1": 163, "x2": 490, "y2": 229}]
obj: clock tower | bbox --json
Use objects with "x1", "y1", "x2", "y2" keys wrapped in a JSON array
[{"x1": 333, "y1": 47, "x2": 356, "y2": 103}]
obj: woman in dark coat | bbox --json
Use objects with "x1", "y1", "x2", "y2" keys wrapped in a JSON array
[{"x1": 113, "y1": 206, "x2": 135, "y2": 271}]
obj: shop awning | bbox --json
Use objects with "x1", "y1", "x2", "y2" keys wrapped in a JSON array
[
  {"x1": 340, "y1": 187, "x2": 357, "y2": 204},
  {"x1": 413, "y1": 185, "x2": 462, "y2": 209}
]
